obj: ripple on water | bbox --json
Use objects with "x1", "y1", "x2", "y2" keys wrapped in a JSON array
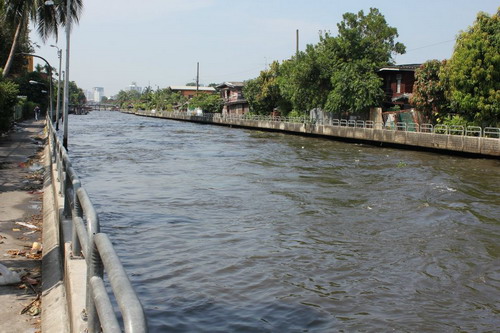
[{"x1": 68, "y1": 112, "x2": 500, "y2": 332}]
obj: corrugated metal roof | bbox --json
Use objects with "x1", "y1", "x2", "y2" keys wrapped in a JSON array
[
  {"x1": 168, "y1": 86, "x2": 216, "y2": 92},
  {"x1": 216, "y1": 82, "x2": 245, "y2": 89},
  {"x1": 378, "y1": 64, "x2": 421, "y2": 72}
]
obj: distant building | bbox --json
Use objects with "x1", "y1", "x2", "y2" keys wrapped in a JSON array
[
  {"x1": 128, "y1": 82, "x2": 142, "y2": 93},
  {"x1": 84, "y1": 89, "x2": 93, "y2": 102},
  {"x1": 377, "y1": 64, "x2": 421, "y2": 110},
  {"x1": 93, "y1": 87, "x2": 104, "y2": 103},
  {"x1": 168, "y1": 86, "x2": 216, "y2": 99},
  {"x1": 217, "y1": 82, "x2": 249, "y2": 115}
]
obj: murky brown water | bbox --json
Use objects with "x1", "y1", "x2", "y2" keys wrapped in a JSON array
[{"x1": 68, "y1": 111, "x2": 500, "y2": 332}]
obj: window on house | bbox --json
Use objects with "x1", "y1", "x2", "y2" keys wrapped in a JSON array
[{"x1": 396, "y1": 74, "x2": 402, "y2": 93}]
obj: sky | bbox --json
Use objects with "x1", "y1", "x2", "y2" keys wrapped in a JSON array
[{"x1": 29, "y1": 0, "x2": 499, "y2": 97}]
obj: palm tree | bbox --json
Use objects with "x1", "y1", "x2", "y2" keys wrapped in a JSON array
[{"x1": 2, "y1": 0, "x2": 83, "y2": 77}]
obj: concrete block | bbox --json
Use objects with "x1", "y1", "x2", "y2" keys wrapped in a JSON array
[
  {"x1": 446, "y1": 135, "x2": 464, "y2": 152},
  {"x1": 432, "y1": 134, "x2": 448, "y2": 148},
  {"x1": 481, "y1": 138, "x2": 500, "y2": 156},
  {"x1": 463, "y1": 136, "x2": 481, "y2": 153}
]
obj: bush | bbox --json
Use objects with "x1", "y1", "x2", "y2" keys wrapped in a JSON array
[
  {"x1": 22, "y1": 101, "x2": 37, "y2": 120},
  {"x1": 438, "y1": 114, "x2": 469, "y2": 127},
  {"x1": 0, "y1": 76, "x2": 19, "y2": 132}
]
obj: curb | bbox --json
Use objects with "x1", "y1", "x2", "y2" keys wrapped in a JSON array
[{"x1": 41, "y1": 134, "x2": 70, "y2": 332}]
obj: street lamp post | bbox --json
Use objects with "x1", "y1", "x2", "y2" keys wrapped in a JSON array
[
  {"x1": 29, "y1": 80, "x2": 49, "y2": 119},
  {"x1": 19, "y1": 53, "x2": 54, "y2": 122},
  {"x1": 51, "y1": 45, "x2": 62, "y2": 131},
  {"x1": 63, "y1": 0, "x2": 72, "y2": 149}
]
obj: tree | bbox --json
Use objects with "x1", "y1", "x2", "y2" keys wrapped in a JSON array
[
  {"x1": 116, "y1": 90, "x2": 139, "y2": 109},
  {"x1": 0, "y1": 69, "x2": 19, "y2": 131},
  {"x1": 0, "y1": 4, "x2": 32, "y2": 77},
  {"x1": 275, "y1": 8, "x2": 405, "y2": 117},
  {"x1": 331, "y1": 8, "x2": 405, "y2": 66},
  {"x1": 325, "y1": 60, "x2": 384, "y2": 117},
  {"x1": 322, "y1": 8, "x2": 405, "y2": 117},
  {"x1": 189, "y1": 93, "x2": 223, "y2": 113},
  {"x1": 2, "y1": 0, "x2": 83, "y2": 77},
  {"x1": 244, "y1": 61, "x2": 290, "y2": 115},
  {"x1": 14, "y1": 69, "x2": 52, "y2": 112},
  {"x1": 278, "y1": 45, "x2": 331, "y2": 115},
  {"x1": 410, "y1": 60, "x2": 449, "y2": 122},
  {"x1": 69, "y1": 81, "x2": 86, "y2": 106},
  {"x1": 444, "y1": 8, "x2": 500, "y2": 126}
]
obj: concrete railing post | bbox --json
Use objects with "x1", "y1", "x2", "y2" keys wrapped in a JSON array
[
  {"x1": 86, "y1": 235, "x2": 103, "y2": 333},
  {"x1": 71, "y1": 181, "x2": 82, "y2": 256}
]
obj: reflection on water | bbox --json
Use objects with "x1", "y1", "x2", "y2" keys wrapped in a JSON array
[{"x1": 68, "y1": 111, "x2": 500, "y2": 332}]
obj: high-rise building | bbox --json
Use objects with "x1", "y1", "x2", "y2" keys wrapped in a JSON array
[
  {"x1": 84, "y1": 89, "x2": 93, "y2": 102},
  {"x1": 93, "y1": 87, "x2": 105, "y2": 102},
  {"x1": 128, "y1": 82, "x2": 142, "y2": 93}
]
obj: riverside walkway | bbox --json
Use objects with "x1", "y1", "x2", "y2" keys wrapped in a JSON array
[
  {"x1": 0, "y1": 120, "x2": 60, "y2": 332},
  {"x1": 1, "y1": 118, "x2": 147, "y2": 333},
  {"x1": 126, "y1": 110, "x2": 500, "y2": 158}
]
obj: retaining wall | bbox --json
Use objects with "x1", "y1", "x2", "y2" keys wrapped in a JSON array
[{"x1": 127, "y1": 110, "x2": 499, "y2": 157}]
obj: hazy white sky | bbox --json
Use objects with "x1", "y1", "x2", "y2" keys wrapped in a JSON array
[{"x1": 29, "y1": 0, "x2": 499, "y2": 97}]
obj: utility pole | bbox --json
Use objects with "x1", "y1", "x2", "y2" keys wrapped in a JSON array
[
  {"x1": 296, "y1": 29, "x2": 299, "y2": 56},
  {"x1": 63, "y1": 0, "x2": 71, "y2": 149},
  {"x1": 196, "y1": 62, "x2": 199, "y2": 96},
  {"x1": 51, "y1": 46, "x2": 62, "y2": 130}
]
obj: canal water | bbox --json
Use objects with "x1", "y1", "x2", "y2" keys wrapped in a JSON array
[{"x1": 67, "y1": 111, "x2": 499, "y2": 332}]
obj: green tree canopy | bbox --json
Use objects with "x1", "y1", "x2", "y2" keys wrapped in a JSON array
[
  {"x1": 244, "y1": 61, "x2": 291, "y2": 115},
  {"x1": 278, "y1": 44, "x2": 331, "y2": 114},
  {"x1": 331, "y1": 8, "x2": 406, "y2": 66},
  {"x1": 444, "y1": 8, "x2": 500, "y2": 126},
  {"x1": 325, "y1": 60, "x2": 384, "y2": 117},
  {"x1": 189, "y1": 93, "x2": 223, "y2": 113},
  {"x1": 275, "y1": 8, "x2": 405, "y2": 116},
  {"x1": 321, "y1": 8, "x2": 405, "y2": 116},
  {"x1": 1, "y1": 0, "x2": 83, "y2": 77},
  {"x1": 69, "y1": 81, "x2": 86, "y2": 106},
  {"x1": 410, "y1": 60, "x2": 449, "y2": 122},
  {"x1": 0, "y1": 69, "x2": 19, "y2": 131}
]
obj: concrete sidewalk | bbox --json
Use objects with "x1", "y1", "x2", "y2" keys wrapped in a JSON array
[{"x1": 0, "y1": 119, "x2": 46, "y2": 333}]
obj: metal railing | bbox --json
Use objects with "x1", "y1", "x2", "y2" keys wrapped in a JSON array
[
  {"x1": 154, "y1": 112, "x2": 499, "y2": 138},
  {"x1": 48, "y1": 120, "x2": 148, "y2": 333}
]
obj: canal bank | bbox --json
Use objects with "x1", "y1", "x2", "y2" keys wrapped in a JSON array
[
  {"x1": 0, "y1": 119, "x2": 69, "y2": 332},
  {"x1": 1, "y1": 118, "x2": 147, "y2": 333},
  {"x1": 124, "y1": 110, "x2": 500, "y2": 158}
]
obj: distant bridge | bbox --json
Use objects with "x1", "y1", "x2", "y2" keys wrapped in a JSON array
[{"x1": 85, "y1": 102, "x2": 119, "y2": 111}]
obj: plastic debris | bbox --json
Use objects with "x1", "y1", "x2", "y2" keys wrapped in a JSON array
[
  {"x1": 21, "y1": 295, "x2": 41, "y2": 316},
  {"x1": 15, "y1": 222, "x2": 39, "y2": 230},
  {"x1": 0, "y1": 263, "x2": 21, "y2": 285},
  {"x1": 30, "y1": 242, "x2": 42, "y2": 254}
]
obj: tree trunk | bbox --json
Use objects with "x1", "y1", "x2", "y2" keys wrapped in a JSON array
[{"x1": 2, "y1": 22, "x2": 22, "y2": 78}]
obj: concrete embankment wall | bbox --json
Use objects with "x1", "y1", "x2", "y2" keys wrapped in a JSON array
[
  {"x1": 43, "y1": 127, "x2": 87, "y2": 333},
  {"x1": 126, "y1": 110, "x2": 500, "y2": 157}
]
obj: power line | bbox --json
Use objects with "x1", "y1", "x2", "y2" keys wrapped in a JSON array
[{"x1": 406, "y1": 39, "x2": 455, "y2": 52}]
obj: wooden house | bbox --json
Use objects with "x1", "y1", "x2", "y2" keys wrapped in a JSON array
[
  {"x1": 216, "y1": 82, "x2": 249, "y2": 115},
  {"x1": 377, "y1": 64, "x2": 421, "y2": 110}
]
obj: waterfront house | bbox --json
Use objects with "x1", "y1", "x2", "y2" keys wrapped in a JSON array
[
  {"x1": 377, "y1": 64, "x2": 420, "y2": 110},
  {"x1": 217, "y1": 82, "x2": 249, "y2": 115},
  {"x1": 376, "y1": 64, "x2": 426, "y2": 126},
  {"x1": 168, "y1": 86, "x2": 216, "y2": 100}
]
